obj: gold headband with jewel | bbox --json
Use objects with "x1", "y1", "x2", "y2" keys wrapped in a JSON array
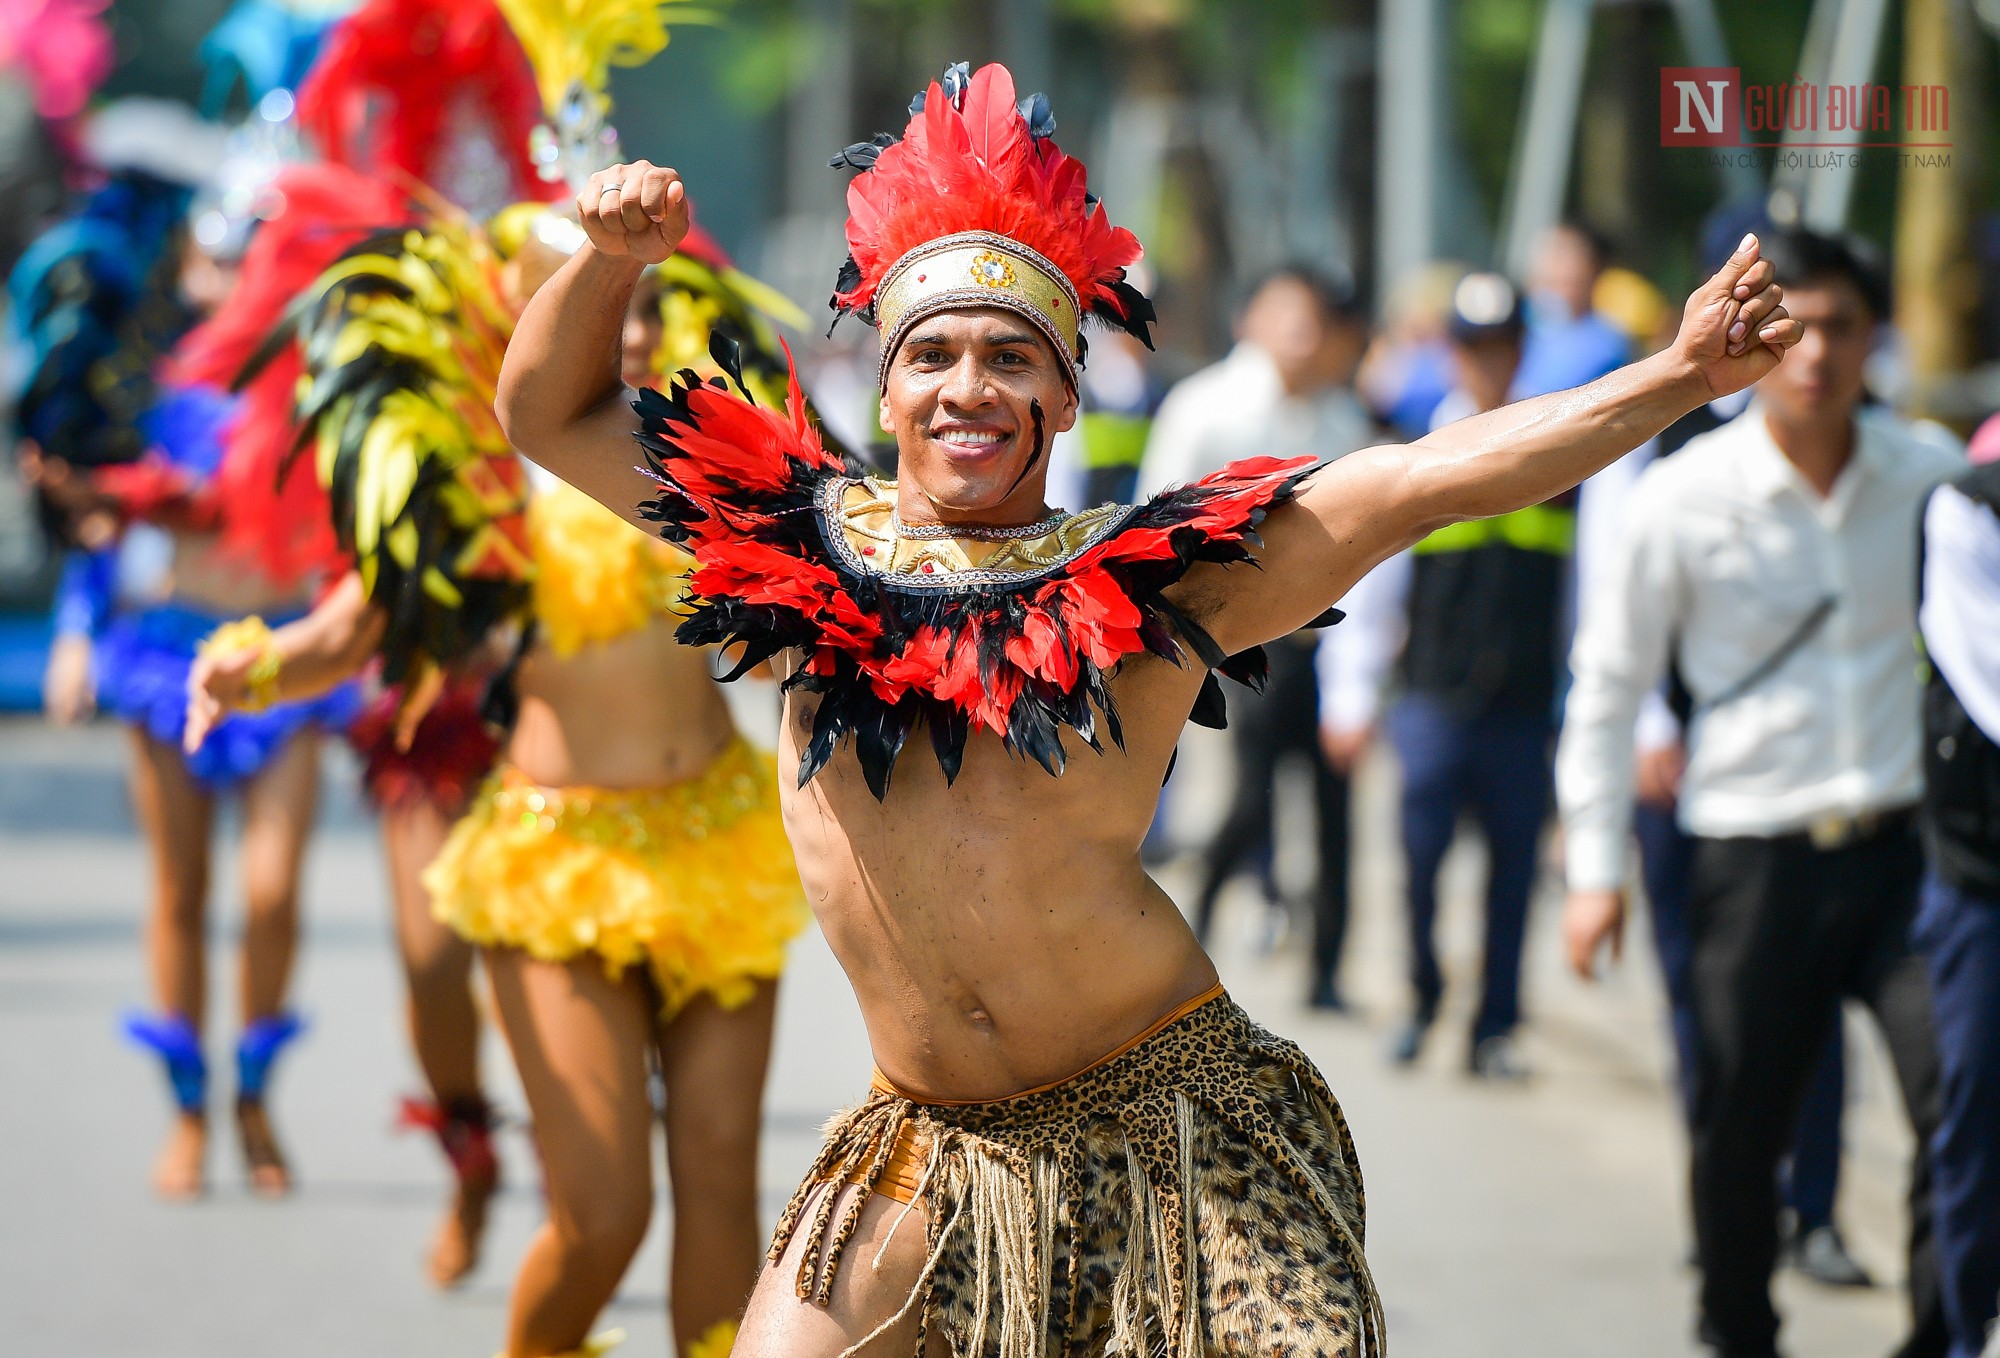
[{"x1": 874, "y1": 231, "x2": 1083, "y2": 389}]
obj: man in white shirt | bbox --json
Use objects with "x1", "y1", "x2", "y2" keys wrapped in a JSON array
[
  {"x1": 1139, "y1": 266, "x2": 1378, "y2": 1007},
  {"x1": 1578, "y1": 386, "x2": 1869, "y2": 1285},
  {"x1": 1137, "y1": 266, "x2": 1374, "y2": 497},
  {"x1": 1913, "y1": 418, "x2": 2000, "y2": 1358},
  {"x1": 1558, "y1": 230, "x2": 1961, "y2": 1358}
]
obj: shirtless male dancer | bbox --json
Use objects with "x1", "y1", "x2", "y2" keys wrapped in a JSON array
[{"x1": 496, "y1": 64, "x2": 1798, "y2": 1357}]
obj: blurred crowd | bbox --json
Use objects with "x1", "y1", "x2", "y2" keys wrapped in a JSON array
[{"x1": 1072, "y1": 218, "x2": 2000, "y2": 1358}]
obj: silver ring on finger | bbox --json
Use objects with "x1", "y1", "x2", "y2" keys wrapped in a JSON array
[{"x1": 600, "y1": 182, "x2": 623, "y2": 198}]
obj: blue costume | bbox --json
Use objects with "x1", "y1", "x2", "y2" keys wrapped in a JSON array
[
  {"x1": 56, "y1": 384, "x2": 361, "y2": 788},
  {"x1": 20, "y1": 0, "x2": 355, "y2": 1141}
]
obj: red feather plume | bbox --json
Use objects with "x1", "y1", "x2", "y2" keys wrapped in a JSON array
[
  {"x1": 836, "y1": 64, "x2": 1145, "y2": 331},
  {"x1": 347, "y1": 680, "x2": 501, "y2": 816},
  {"x1": 168, "y1": 164, "x2": 417, "y2": 590},
  {"x1": 296, "y1": 0, "x2": 548, "y2": 207}
]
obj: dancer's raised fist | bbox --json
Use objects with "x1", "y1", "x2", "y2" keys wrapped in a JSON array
[
  {"x1": 578, "y1": 160, "x2": 689, "y2": 265},
  {"x1": 1672, "y1": 232, "x2": 1805, "y2": 398}
]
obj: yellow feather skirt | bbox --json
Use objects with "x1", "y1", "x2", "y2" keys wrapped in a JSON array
[{"x1": 423, "y1": 735, "x2": 806, "y2": 1015}]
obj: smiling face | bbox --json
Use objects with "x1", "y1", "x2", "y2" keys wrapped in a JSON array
[{"x1": 879, "y1": 307, "x2": 1080, "y2": 524}]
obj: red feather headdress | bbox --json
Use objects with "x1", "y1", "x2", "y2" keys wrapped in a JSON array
[
  {"x1": 296, "y1": 0, "x2": 549, "y2": 213},
  {"x1": 829, "y1": 62, "x2": 1155, "y2": 388},
  {"x1": 168, "y1": 164, "x2": 417, "y2": 590}
]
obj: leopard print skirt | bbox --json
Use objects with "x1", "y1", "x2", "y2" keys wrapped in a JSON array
[{"x1": 771, "y1": 992, "x2": 1382, "y2": 1358}]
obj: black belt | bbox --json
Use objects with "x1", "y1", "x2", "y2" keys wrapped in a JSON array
[{"x1": 1785, "y1": 805, "x2": 1917, "y2": 852}]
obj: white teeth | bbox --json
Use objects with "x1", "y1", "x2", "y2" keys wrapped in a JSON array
[{"x1": 939, "y1": 431, "x2": 1006, "y2": 447}]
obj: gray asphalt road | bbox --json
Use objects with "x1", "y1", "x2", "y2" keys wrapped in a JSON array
[{"x1": 0, "y1": 717, "x2": 1913, "y2": 1356}]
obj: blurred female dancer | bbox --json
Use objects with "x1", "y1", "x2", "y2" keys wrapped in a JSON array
[
  {"x1": 188, "y1": 189, "x2": 808, "y2": 1355},
  {"x1": 21, "y1": 167, "x2": 369, "y2": 1199},
  {"x1": 278, "y1": 0, "x2": 564, "y2": 1282}
]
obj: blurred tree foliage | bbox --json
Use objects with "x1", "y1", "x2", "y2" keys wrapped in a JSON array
[
  {"x1": 104, "y1": 0, "x2": 235, "y2": 104},
  {"x1": 91, "y1": 0, "x2": 2000, "y2": 366}
]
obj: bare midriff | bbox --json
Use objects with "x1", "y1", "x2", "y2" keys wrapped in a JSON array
[
  {"x1": 511, "y1": 618, "x2": 736, "y2": 790},
  {"x1": 775, "y1": 649, "x2": 1220, "y2": 1103},
  {"x1": 164, "y1": 530, "x2": 316, "y2": 618}
]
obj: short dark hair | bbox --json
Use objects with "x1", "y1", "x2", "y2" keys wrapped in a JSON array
[
  {"x1": 1759, "y1": 228, "x2": 1889, "y2": 319},
  {"x1": 1245, "y1": 263, "x2": 1363, "y2": 324}
]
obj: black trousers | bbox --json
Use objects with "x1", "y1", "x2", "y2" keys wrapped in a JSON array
[
  {"x1": 1689, "y1": 818, "x2": 1947, "y2": 1358},
  {"x1": 1193, "y1": 639, "x2": 1351, "y2": 990}
]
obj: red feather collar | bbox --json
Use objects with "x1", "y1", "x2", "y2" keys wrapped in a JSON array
[{"x1": 634, "y1": 359, "x2": 1320, "y2": 797}]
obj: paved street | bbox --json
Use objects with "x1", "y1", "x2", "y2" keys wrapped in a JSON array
[{"x1": 0, "y1": 715, "x2": 1916, "y2": 1357}]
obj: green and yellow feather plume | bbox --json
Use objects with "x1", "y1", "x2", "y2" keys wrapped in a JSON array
[
  {"x1": 290, "y1": 213, "x2": 535, "y2": 685},
  {"x1": 649, "y1": 251, "x2": 804, "y2": 410},
  {"x1": 497, "y1": 0, "x2": 714, "y2": 121}
]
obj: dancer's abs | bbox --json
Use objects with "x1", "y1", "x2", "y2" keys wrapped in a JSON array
[
  {"x1": 779, "y1": 663, "x2": 1217, "y2": 1105},
  {"x1": 820, "y1": 860, "x2": 1216, "y2": 1105},
  {"x1": 166, "y1": 531, "x2": 315, "y2": 618},
  {"x1": 510, "y1": 620, "x2": 735, "y2": 789}
]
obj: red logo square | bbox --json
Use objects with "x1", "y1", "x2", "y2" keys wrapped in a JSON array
[{"x1": 1660, "y1": 67, "x2": 1740, "y2": 146}]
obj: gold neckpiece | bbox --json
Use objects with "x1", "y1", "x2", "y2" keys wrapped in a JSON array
[{"x1": 889, "y1": 508, "x2": 1070, "y2": 542}]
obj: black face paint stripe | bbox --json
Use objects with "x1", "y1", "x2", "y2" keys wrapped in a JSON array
[{"x1": 1004, "y1": 398, "x2": 1048, "y2": 500}]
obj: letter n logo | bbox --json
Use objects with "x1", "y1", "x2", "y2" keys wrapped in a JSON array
[{"x1": 1660, "y1": 66, "x2": 1739, "y2": 146}]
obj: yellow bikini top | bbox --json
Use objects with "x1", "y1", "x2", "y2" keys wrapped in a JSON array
[{"x1": 527, "y1": 480, "x2": 692, "y2": 657}]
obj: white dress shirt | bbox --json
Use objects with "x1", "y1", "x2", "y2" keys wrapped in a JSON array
[
  {"x1": 1557, "y1": 404, "x2": 1964, "y2": 892},
  {"x1": 1310, "y1": 389, "x2": 1658, "y2": 738},
  {"x1": 1921, "y1": 482, "x2": 2000, "y2": 744},
  {"x1": 1142, "y1": 342, "x2": 1385, "y2": 728},
  {"x1": 1569, "y1": 438, "x2": 1684, "y2": 755},
  {"x1": 1314, "y1": 551, "x2": 1410, "y2": 731},
  {"x1": 1136, "y1": 343, "x2": 1376, "y2": 495}
]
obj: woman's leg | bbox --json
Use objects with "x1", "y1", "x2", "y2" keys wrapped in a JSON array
[
  {"x1": 486, "y1": 947, "x2": 658, "y2": 1358},
  {"x1": 379, "y1": 795, "x2": 495, "y2": 1285},
  {"x1": 232, "y1": 731, "x2": 321, "y2": 1195},
  {"x1": 237, "y1": 731, "x2": 319, "y2": 1020},
  {"x1": 380, "y1": 796, "x2": 484, "y2": 1101},
  {"x1": 127, "y1": 729, "x2": 216, "y2": 1197},
  {"x1": 658, "y1": 981, "x2": 779, "y2": 1350},
  {"x1": 131, "y1": 731, "x2": 217, "y2": 1023}
]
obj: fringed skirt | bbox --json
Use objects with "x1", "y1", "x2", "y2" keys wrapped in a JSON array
[
  {"x1": 422, "y1": 734, "x2": 807, "y2": 1017},
  {"x1": 775, "y1": 987, "x2": 1383, "y2": 1358}
]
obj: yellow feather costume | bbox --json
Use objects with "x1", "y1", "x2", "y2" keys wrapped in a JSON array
[
  {"x1": 424, "y1": 482, "x2": 804, "y2": 1016},
  {"x1": 300, "y1": 0, "x2": 810, "y2": 1016},
  {"x1": 527, "y1": 480, "x2": 691, "y2": 656}
]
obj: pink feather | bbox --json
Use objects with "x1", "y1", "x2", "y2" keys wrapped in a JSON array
[{"x1": 0, "y1": 0, "x2": 113, "y2": 121}]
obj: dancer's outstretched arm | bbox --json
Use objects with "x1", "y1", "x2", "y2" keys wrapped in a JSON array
[
  {"x1": 184, "y1": 571, "x2": 385, "y2": 750},
  {"x1": 1192, "y1": 235, "x2": 1801, "y2": 656},
  {"x1": 496, "y1": 161, "x2": 689, "y2": 528}
]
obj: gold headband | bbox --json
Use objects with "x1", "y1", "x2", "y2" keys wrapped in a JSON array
[{"x1": 874, "y1": 232, "x2": 1082, "y2": 388}]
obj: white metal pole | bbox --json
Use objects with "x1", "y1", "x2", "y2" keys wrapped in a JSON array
[
  {"x1": 1499, "y1": 0, "x2": 1594, "y2": 280},
  {"x1": 1667, "y1": 0, "x2": 1764, "y2": 200},
  {"x1": 999, "y1": 0, "x2": 1055, "y2": 103},
  {"x1": 1376, "y1": 0, "x2": 1444, "y2": 303},
  {"x1": 1803, "y1": 0, "x2": 1892, "y2": 231}
]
